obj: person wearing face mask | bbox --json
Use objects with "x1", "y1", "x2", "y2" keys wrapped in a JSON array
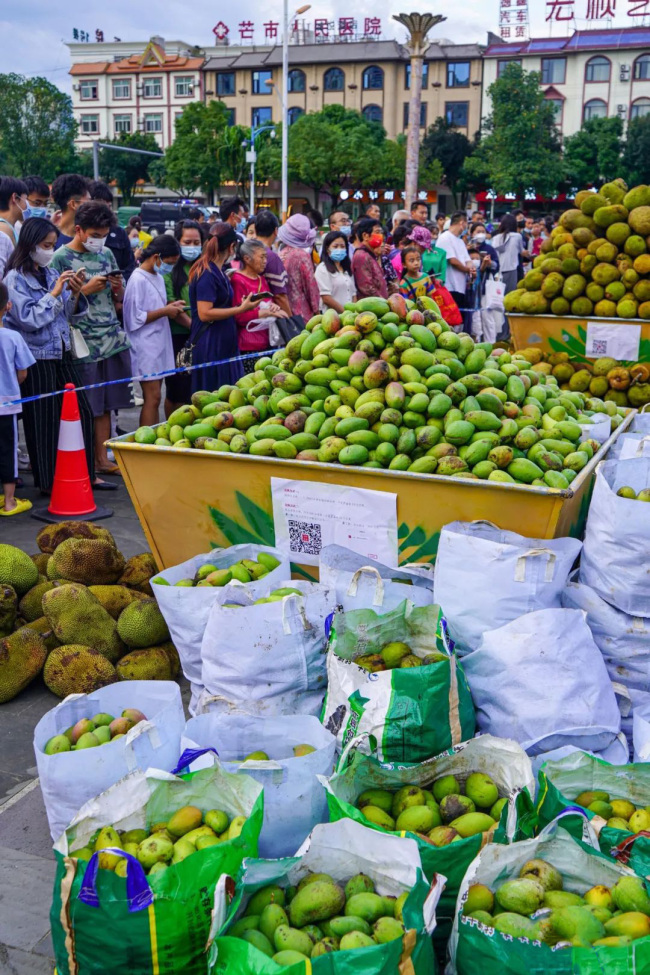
[
  {"x1": 351, "y1": 218, "x2": 388, "y2": 299},
  {"x1": 50, "y1": 173, "x2": 91, "y2": 248},
  {"x1": 163, "y1": 219, "x2": 204, "y2": 415},
  {"x1": 3, "y1": 217, "x2": 101, "y2": 495},
  {"x1": 277, "y1": 214, "x2": 321, "y2": 322},
  {"x1": 187, "y1": 223, "x2": 260, "y2": 392},
  {"x1": 219, "y1": 196, "x2": 248, "y2": 241},
  {"x1": 13, "y1": 175, "x2": 51, "y2": 238},
  {"x1": 231, "y1": 238, "x2": 287, "y2": 368},
  {"x1": 51, "y1": 201, "x2": 132, "y2": 476},
  {"x1": 315, "y1": 231, "x2": 356, "y2": 313},
  {"x1": 0, "y1": 176, "x2": 31, "y2": 281},
  {"x1": 122, "y1": 235, "x2": 183, "y2": 427},
  {"x1": 0, "y1": 281, "x2": 35, "y2": 515}
]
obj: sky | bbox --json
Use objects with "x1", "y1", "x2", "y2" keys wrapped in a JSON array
[{"x1": 2, "y1": 0, "x2": 645, "y2": 92}]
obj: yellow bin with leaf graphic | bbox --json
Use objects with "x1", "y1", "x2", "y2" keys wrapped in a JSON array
[{"x1": 109, "y1": 413, "x2": 632, "y2": 574}]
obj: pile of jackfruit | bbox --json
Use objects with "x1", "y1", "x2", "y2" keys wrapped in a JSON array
[
  {"x1": 0, "y1": 522, "x2": 179, "y2": 702},
  {"x1": 505, "y1": 180, "x2": 650, "y2": 319},
  {"x1": 519, "y1": 348, "x2": 650, "y2": 409}
]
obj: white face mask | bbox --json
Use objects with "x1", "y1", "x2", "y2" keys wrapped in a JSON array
[
  {"x1": 471, "y1": 259, "x2": 480, "y2": 269},
  {"x1": 82, "y1": 235, "x2": 107, "y2": 254},
  {"x1": 473, "y1": 233, "x2": 486, "y2": 243},
  {"x1": 31, "y1": 246, "x2": 55, "y2": 267}
]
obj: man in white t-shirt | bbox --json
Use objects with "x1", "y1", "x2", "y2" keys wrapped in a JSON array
[{"x1": 436, "y1": 211, "x2": 475, "y2": 309}]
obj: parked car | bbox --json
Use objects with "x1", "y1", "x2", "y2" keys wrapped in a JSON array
[{"x1": 138, "y1": 201, "x2": 211, "y2": 235}]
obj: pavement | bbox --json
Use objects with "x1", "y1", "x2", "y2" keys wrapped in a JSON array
[{"x1": 0, "y1": 402, "x2": 154, "y2": 973}]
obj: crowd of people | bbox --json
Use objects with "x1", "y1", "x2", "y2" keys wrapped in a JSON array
[{"x1": 0, "y1": 169, "x2": 562, "y2": 517}]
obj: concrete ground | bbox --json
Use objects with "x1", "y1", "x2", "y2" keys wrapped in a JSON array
[{"x1": 0, "y1": 403, "x2": 155, "y2": 972}]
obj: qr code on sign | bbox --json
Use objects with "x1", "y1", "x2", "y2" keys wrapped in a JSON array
[
  {"x1": 288, "y1": 519, "x2": 322, "y2": 556},
  {"x1": 592, "y1": 339, "x2": 608, "y2": 355}
]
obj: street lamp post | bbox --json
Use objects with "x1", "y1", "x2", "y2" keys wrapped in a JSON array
[
  {"x1": 244, "y1": 124, "x2": 276, "y2": 214},
  {"x1": 282, "y1": 3, "x2": 311, "y2": 221},
  {"x1": 393, "y1": 12, "x2": 446, "y2": 211}
]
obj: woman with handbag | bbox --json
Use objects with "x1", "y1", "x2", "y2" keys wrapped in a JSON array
[
  {"x1": 187, "y1": 223, "x2": 262, "y2": 393},
  {"x1": 231, "y1": 238, "x2": 287, "y2": 371},
  {"x1": 277, "y1": 214, "x2": 320, "y2": 322},
  {"x1": 3, "y1": 217, "x2": 98, "y2": 493},
  {"x1": 122, "y1": 235, "x2": 184, "y2": 427}
]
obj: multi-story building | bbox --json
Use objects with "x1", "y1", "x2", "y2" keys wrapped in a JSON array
[
  {"x1": 68, "y1": 36, "x2": 203, "y2": 150},
  {"x1": 203, "y1": 39, "x2": 483, "y2": 141},
  {"x1": 482, "y1": 26, "x2": 650, "y2": 138}
]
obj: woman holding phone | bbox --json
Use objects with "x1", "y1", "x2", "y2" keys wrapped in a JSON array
[
  {"x1": 230, "y1": 238, "x2": 286, "y2": 369},
  {"x1": 163, "y1": 219, "x2": 203, "y2": 415}
]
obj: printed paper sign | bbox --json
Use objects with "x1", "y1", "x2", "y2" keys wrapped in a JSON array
[
  {"x1": 620, "y1": 436, "x2": 650, "y2": 460},
  {"x1": 271, "y1": 478, "x2": 398, "y2": 567},
  {"x1": 585, "y1": 322, "x2": 641, "y2": 362}
]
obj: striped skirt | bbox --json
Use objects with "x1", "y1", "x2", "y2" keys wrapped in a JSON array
[{"x1": 20, "y1": 353, "x2": 95, "y2": 492}]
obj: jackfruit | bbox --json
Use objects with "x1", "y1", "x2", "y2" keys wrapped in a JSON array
[
  {"x1": 600, "y1": 180, "x2": 627, "y2": 205},
  {"x1": 586, "y1": 283, "x2": 605, "y2": 303},
  {"x1": 591, "y1": 263, "x2": 621, "y2": 286},
  {"x1": 42, "y1": 584, "x2": 124, "y2": 662},
  {"x1": 116, "y1": 646, "x2": 173, "y2": 681},
  {"x1": 117, "y1": 598, "x2": 169, "y2": 648},
  {"x1": 118, "y1": 553, "x2": 158, "y2": 595},
  {"x1": 581, "y1": 255, "x2": 598, "y2": 276},
  {"x1": 594, "y1": 299, "x2": 617, "y2": 317},
  {"x1": 0, "y1": 585, "x2": 17, "y2": 637},
  {"x1": 629, "y1": 206, "x2": 650, "y2": 237},
  {"x1": 30, "y1": 553, "x2": 50, "y2": 575},
  {"x1": 593, "y1": 204, "x2": 629, "y2": 228},
  {"x1": 551, "y1": 297, "x2": 570, "y2": 316},
  {"x1": 160, "y1": 641, "x2": 181, "y2": 678},
  {"x1": 624, "y1": 235, "x2": 647, "y2": 257},
  {"x1": 595, "y1": 241, "x2": 618, "y2": 263},
  {"x1": 0, "y1": 544, "x2": 40, "y2": 596},
  {"x1": 593, "y1": 356, "x2": 618, "y2": 376},
  {"x1": 559, "y1": 209, "x2": 593, "y2": 231},
  {"x1": 24, "y1": 616, "x2": 59, "y2": 652},
  {"x1": 617, "y1": 297, "x2": 639, "y2": 319},
  {"x1": 572, "y1": 227, "x2": 596, "y2": 248},
  {"x1": 563, "y1": 274, "x2": 586, "y2": 300},
  {"x1": 0, "y1": 626, "x2": 48, "y2": 702},
  {"x1": 541, "y1": 273, "x2": 564, "y2": 298},
  {"x1": 44, "y1": 645, "x2": 117, "y2": 697},
  {"x1": 518, "y1": 292, "x2": 549, "y2": 314},
  {"x1": 561, "y1": 258, "x2": 581, "y2": 276},
  {"x1": 605, "y1": 281, "x2": 626, "y2": 302},
  {"x1": 523, "y1": 271, "x2": 544, "y2": 291},
  {"x1": 633, "y1": 254, "x2": 650, "y2": 275},
  {"x1": 571, "y1": 297, "x2": 593, "y2": 317},
  {"x1": 18, "y1": 581, "x2": 56, "y2": 622},
  {"x1": 88, "y1": 585, "x2": 145, "y2": 619},
  {"x1": 36, "y1": 521, "x2": 115, "y2": 554},
  {"x1": 49, "y1": 538, "x2": 125, "y2": 586},
  {"x1": 540, "y1": 259, "x2": 563, "y2": 275},
  {"x1": 503, "y1": 289, "x2": 526, "y2": 312},
  {"x1": 579, "y1": 192, "x2": 607, "y2": 215},
  {"x1": 639, "y1": 303, "x2": 650, "y2": 321},
  {"x1": 606, "y1": 223, "x2": 631, "y2": 247}
]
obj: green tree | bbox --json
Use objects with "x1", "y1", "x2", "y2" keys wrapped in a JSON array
[
  {"x1": 0, "y1": 73, "x2": 77, "y2": 180},
  {"x1": 158, "y1": 101, "x2": 242, "y2": 198},
  {"x1": 98, "y1": 132, "x2": 162, "y2": 205},
  {"x1": 464, "y1": 63, "x2": 564, "y2": 204},
  {"x1": 563, "y1": 116, "x2": 624, "y2": 188},
  {"x1": 421, "y1": 117, "x2": 473, "y2": 205},
  {"x1": 622, "y1": 115, "x2": 650, "y2": 187}
]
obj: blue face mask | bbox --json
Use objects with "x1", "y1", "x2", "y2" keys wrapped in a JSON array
[
  {"x1": 17, "y1": 199, "x2": 33, "y2": 221},
  {"x1": 338, "y1": 225, "x2": 351, "y2": 236},
  {"x1": 155, "y1": 261, "x2": 173, "y2": 275},
  {"x1": 237, "y1": 218, "x2": 247, "y2": 233},
  {"x1": 29, "y1": 206, "x2": 48, "y2": 219},
  {"x1": 130, "y1": 237, "x2": 140, "y2": 250},
  {"x1": 329, "y1": 248, "x2": 347, "y2": 263},
  {"x1": 181, "y1": 245, "x2": 202, "y2": 261}
]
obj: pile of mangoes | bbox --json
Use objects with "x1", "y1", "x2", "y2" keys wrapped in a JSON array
[
  {"x1": 152, "y1": 552, "x2": 280, "y2": 588},
  {"x1": 43, "y1": 708, "x2": 146, "y2": 754},
  {"x1": 130, "y1": 295, "x2": 627, "y2": 489},
  {"x1": 355, "y1": 640, "x2": 446, "y2": 671},
  {"x1": 573, "y1": 788, "x2": 650, "y2": 832},
  {"x1": 225, "y1": 872, "x2": 410, "y2": 964},
  {"x1": 68, "y1": 804, "x2": 245, "y2": 875},
  {"x1": 357, "y1": 772, "x2": 503, "y2": 844},
  {"x1": 463, "y1": 859, "x2": 650, "y2": 947},
  {"x1": 504, "y1": 179, "x2": 650, "y2": 321},
  {"x1": 518, "y1": 349, "x2": 650, "y2": 410}
]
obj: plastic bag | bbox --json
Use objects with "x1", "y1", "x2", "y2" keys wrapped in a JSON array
[
  {"x1": 321, "y1": 733, "x2": 536, "y2": 944},
  {"x1": 634, "y1": 701, "x2": 650, "y2": 762},
  {"x1": 34, "y1": 680, "x2": 184, "y2": 840},
  {"x1": 462, "y1": 608, "x2": 621, "y2": 756},
  {"x1": 580, "y1": 458, "x2": 650, "y2": 617},
  {"x1": 321, "y1": 599, "x2": 475, "y2": 762},
  {"x1": 319, "y1": 543, "x2": 434, "y2": 613},
  {"x1": 208, "y1": 819, "x2": 442, "y2": 975},
  {"x1": 152, "y1": 545, "x2": 290, "y2": 712},
  {"x1": 51, "y1": 756, "x2": 264, "y2": 975},
  {"x1": 181, "y1": 712, "x2": 337, "y2": 857},
  {"x1": 434, "y1": 521, "x2": 581, "y2": 652},
  {"x1": 201, "y1": 580, "x2": 332, "y2": 718}
]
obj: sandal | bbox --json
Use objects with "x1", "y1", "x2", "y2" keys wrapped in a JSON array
[
  {"x1": 0, "y1": 497, "x2": 33, "y2": 516},
  {"x1": 95, "y1": 464, "x2": 122, "y2": 476}
]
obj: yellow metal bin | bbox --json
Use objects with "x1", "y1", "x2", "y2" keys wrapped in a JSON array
[
  {"x1": 109, "y1": 411, "x2": 633, "y2": 574},
  {"x1": 508, "y1": 313, "x2": 650, "y2": 363}
]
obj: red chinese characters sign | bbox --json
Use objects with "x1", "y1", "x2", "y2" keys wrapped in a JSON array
[{"x1": 210, "y1": 17, "x2": 383, "y2": 42}]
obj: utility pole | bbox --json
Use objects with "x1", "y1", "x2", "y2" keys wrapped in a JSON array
[
  {"x1": 91, "y1": 141, "x2": 164, "y2": 179},
  {"x1": 393, "y1": 12, "x2": 446, "y2": 211}
]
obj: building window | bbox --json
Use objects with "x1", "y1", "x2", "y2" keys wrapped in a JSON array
[
  {"x1": 546, "y1": 98, "x2": 564, "y2": 125},
  {"x1": 405, "y1": 62, "x2": 429, "y2": 89},
  {"x1": 541, "y1": 58, "x2": 566, "y2": 85},
  {"x1": 252, "y1": 69, "x2": 273, "y2": 93},
  {"x1": 80, "y1": 115, "x2": 99, "y2": 134},
  {"x1": 403, "y1": 102, "x2": 428, "y2": 128},
  {"x1": 631, "y1": 97, "x2": 650, "y2": 118},
  {"x1": 114, "y1": 114, "x2": 131, "y2": 134},
  {"x1": 446, "y1": 61, "x2": 470, "y2": 88},
  {"x1": 144, "y1": 113, "x2": 163, "y2": 133},
  {"x1": 79, "y1": 80, "x2": 98, "y2": 100},
  {"x1": 288, "y1": 106, "x2": 304, "y2": 125},
  {"x1": 288, "y1": 69, "x2": 305, "y2": 92},
  {"x1": 497, "y1": 59, "x2": 521, "y2": 77},
  {"x1": 112, "y1": 78, "x2": 131, "y2": 99},
  {"x1": 142, "y1": 77, "x2": 162, "y2": 98},
  {"x1": 225, "y1": 108, "x2": 236, "y2": 126},
  {"x1": 252, "y1": 106, "x2": 273, "y2": 126},
  {"x1": 362, "y1": 104, "x2": 383, "y2": 123},
  {"x1": 324, "y1": 67, "x2": 344, "y2": 90},
  {"x1": 175, "y1": 76, "x2": 194, "y2": 97},
  {"x1": 362, "y1": 65, "x2": 384, "y2": 90},
  {"x1": 445, "y1": 101, "x2": 469, "y2": 127},
  {"x1": 216, "y1": 72, "x2": 236, "y2": 96},
  {"x1": 583, "y1": 98, "x2": 607, "y2": 121},
  {"x1": 634, "y1": 54, "x2": 650, "y2": 80},
  {"x1": 585, "y1": 56, "x2": 610, "y2": 83}
]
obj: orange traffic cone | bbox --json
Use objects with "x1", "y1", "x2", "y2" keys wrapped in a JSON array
[{"x1": 32, "y1": 383, "x2": 112, "y2": 523}]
